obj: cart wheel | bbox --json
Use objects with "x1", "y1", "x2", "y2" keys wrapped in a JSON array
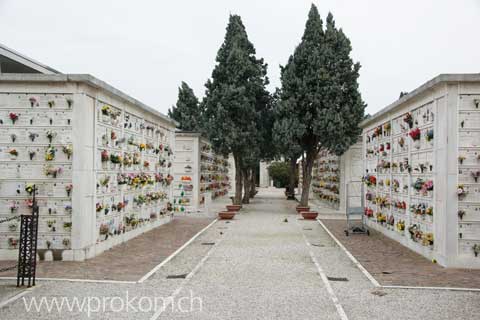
[
  {"x1": 366, "y1": 230, "x2": 370, "y2": 236},
  {"x1": 344, "y1": 230, "x2": 349, "y2": 236}
]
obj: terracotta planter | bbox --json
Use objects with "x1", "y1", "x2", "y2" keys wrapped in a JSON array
[
  {"x1": 302, "y1": 211, "x2": 318, "y2": 220},
  {"x1": 296, "y1": 206, "x2": 310, "y2": 214},
  {"x1": 218, "y1": 211, "x2": 235, "y2": 220},
  {"x1": 226, "y1": 205, "x2": 241, "y2": 212}
]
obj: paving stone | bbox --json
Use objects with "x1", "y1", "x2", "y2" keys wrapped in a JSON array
[{"x1": 321, "y1": 219, "x2": 480, "y2": 288}]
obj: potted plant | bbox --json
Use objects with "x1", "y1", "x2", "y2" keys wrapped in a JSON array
[
  {"x1": 218, "y1": 211, "x2": 235, "y2": 220},
  {"x1": 296, "y1": 205, "x2": 310, "y2": 214},
  {"x1": 226, "y1": 204, "x2": 242, "y2": 212},
  {"x1": 48, "y1": 100, "x2": 55, "y2": 108},
  {"x1": 29, "y1": 150, "x2": 36, "y2": 160},
  {"x1": 458, "y1": 155, "x2": 466, "y2": 164},
  {"x1": 302, "y1": 211, "x2": 318, "y2": 220}
]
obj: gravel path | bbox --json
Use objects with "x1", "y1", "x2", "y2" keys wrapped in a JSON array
[{"x1": 0, "y1": 188, "x2": 479, "y2": 319}]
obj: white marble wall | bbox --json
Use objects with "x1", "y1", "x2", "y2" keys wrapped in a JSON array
[
  {"x1": 362, "y1": 79, "x2": 480, "y2": 268},
  {"x1": 173, "y1": 133, "x2": 231, "y2": 212},
  {"x1": 0, "y1": 77, "x2": 176, "y2": 261}
]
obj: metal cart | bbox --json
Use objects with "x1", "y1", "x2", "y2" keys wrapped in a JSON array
[{"x1": 344, "y1": 183, "x2": 369, "y2": 236}]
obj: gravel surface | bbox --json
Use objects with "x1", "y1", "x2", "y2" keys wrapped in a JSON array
[{"x1": 0, "y1": 188, "x2": 479, "y2": 319}]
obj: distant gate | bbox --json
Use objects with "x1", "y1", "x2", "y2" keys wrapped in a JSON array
[{"x1": 16, "y1": 185, "x2": 39, "y2": 287}]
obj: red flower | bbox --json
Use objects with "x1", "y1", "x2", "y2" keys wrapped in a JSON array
[{"x1": 408, "y1": 128, "x2": 421, "y2": 141}]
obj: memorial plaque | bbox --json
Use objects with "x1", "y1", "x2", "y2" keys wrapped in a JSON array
[
  {"x1": 458, "y1": 131, "x2": 480, "y2": 148},
  {"x1": 459, "y1": 223, "x2": 480, "y2": 240},
  {"x1": 459, "y1": 95, "x2": 480, "y2": 111}
]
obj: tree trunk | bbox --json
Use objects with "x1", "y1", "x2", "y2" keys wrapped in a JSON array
[
  {"x1": 242, "y1": 168, "x2": 251, "y2": 204},
  {"x1": 300, "y1": 149, "x2": 318, "y2": 206},
  {"x1": 287, "y1": 158, "x2": 297, "y2": 200},
  {"x1": 249, "y1": 169, "x2": 256, "y2": 198},
  {"x1": 233, "y1": 153, "x2": 243, "y2": 205}
]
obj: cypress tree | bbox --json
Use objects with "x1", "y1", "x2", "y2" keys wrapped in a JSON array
[
  {"x1": 276, "y1": 4, "x2": 365, "y2": 206},
  {"x1": 203, "y1": 15, "x2": 270, "y2": 205},
  {"x1": 168, "y1": 82, "x2": 202, "y2": 131}
]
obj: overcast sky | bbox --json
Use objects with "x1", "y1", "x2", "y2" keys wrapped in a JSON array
[{"x1": 1, "y1": 0, "x2": 479, "y2": 116}]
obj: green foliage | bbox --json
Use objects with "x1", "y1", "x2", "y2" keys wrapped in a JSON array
[
  {"x1": 268, "y1": 161, "x2": 290, "y2": 188},
  {"x1": 274, "y1": 4, "x2": 365, "y2": 205},
  {"x1": 202, "y1": 15, "x2": 270, "y2": 159},
  {"x1": 168, "y1": 82, "x2": 202, "y2": 131},
  {"x1": 202, "y1": 14, "x2": 271, "y2": 204},
  {"x1": 276, "y1": 5, "x2": 365, "y2": 157}
]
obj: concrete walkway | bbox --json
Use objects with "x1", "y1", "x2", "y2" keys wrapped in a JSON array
[{"x1": 0, "y1": 188, "x2": 479, "y2": 319}]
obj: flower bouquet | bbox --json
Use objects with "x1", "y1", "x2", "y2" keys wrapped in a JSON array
[
  {"x1": 473, "y1": 244, "x2": 480, "y2": 257},
  {"x1": 45, "y1": 146, "x2": 56, "y2": 161},
  {"x1": 110, "y1": 154, "x2": 122, "y2": 164},
  {"x1": 403, "y1": 112, "x2": 413, "y2": 128},
  {"x1": 425, "y1": 129, "x2": 434, "y2": 142},
  {"x1": 9, "y1": 112, "x2": 19, "y2": 124},
  {"x1": 457, "y1": 184, "x2": 468, "y2": 199},
  {"x1": 29, "y1": 96, "x2": 39, "y2": 107},
  {"x1": 101, "y1": 105, "x2": 111, "y2": 116},
  {"x1": 95, "y1": 203, "x2": 104, "y2": 213},
  {"x1": 101, "y1": 150, "x2": 109, "y2": 162},
  {"x1": 8, "y1": 149, "x2": 18, "y2": 158},
  {"x1": 10, "y1": 202, "x2": 18, "y2": 213},
  {"x1": 66, "y1": 184, "x2": 73, "y2": 196},
  {"x1": 44, "y1": 165, "x2": 63, "y2": 178},
  {"x1": 62, "y1": 145, "x2": 73, "y2": 159},
  {"x1": 25, "y1": 183, "x2": 34, "y2": 195}
]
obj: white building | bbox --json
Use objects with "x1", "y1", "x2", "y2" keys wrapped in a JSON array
[
  {"x1": 361, "y1": 74, "x2": 480, "y2": 268},
  {"x1": 173, "y1": 132, "x2": 231, "y2": 212},
  {"x1": 0, "y1": 55, "x2": 177, "y2": 261}
]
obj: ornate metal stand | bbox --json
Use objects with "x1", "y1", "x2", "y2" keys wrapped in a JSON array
[{"x1": 17, "y1": 186, "x2": 39, "y2": 287}]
